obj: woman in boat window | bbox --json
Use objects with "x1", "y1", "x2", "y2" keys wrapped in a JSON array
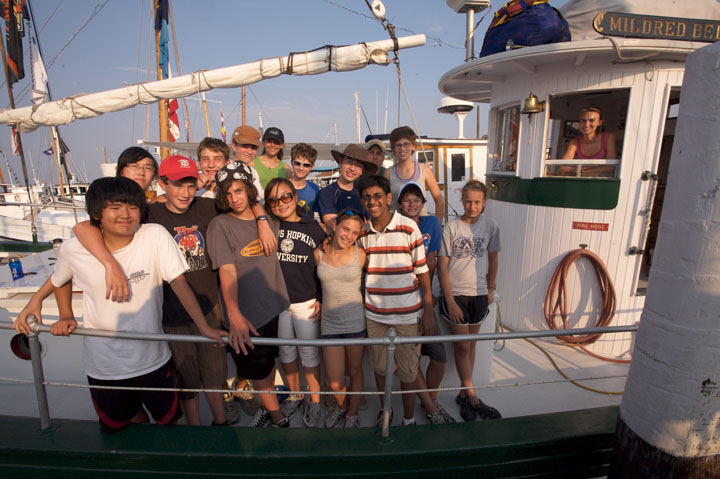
[{"x1": 562, "y1": 107, "x2": 618, "y2": 177}]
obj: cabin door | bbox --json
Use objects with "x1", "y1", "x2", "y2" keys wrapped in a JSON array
[
  {"x1": 444, "y1": 147, "x2": 471, "y2": 220},
  {"x1": 633, "y1": 89, "x2": 680, "y2": 295}
]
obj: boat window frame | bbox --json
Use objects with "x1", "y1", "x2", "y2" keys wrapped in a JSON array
[
  {"x1": 541, "y1": 88, "x2": 630, "y2": 179},
  {"x1": 489, "y1": 102, "x2": 521, "y2": 176}
]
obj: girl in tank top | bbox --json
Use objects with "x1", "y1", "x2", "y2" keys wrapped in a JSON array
[
  {"x1": 251, "y1": 127, "x2": 290, "y2": 188},
  {"x1": 314, "y1": 209, "x2": 366, "y2": 428},
  {"x1": 562, "y1": 107, "x2": 618, "y2": 176}
]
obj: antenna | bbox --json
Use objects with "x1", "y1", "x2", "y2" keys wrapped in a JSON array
[{"x1": 437, "y1": 97, "x2": 474, "y2": 139}]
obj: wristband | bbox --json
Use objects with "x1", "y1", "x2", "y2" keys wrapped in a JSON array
[{"x1": 256, "y1": 215, "x2": 268, "y2": 222}]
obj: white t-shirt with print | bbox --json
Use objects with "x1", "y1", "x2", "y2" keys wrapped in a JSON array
[
  {"x1": 438, "y1": 216, "x2": 501, "y2": 297},
  {"x1": 52, "y1": 223, "x2": 188, "y2": 380}
]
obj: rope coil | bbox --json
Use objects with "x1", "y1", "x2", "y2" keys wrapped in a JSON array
[{"x1": 544, "y1": 248, "x2": 630, "y2": 363}]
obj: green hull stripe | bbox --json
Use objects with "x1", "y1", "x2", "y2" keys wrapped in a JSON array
[
  {"x1": 0, "y1": 407, "x2": 618, "y2": 478},
  {"x1": 487, "y1": 175, "x2": 621, "y2": 210},
  {"x1": 0, "y1": 241, "x2": 52, "y2": 253}
]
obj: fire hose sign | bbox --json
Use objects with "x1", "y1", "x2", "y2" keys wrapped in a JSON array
[{"x1": 573, "y1": 221, "x2": 608, "y2": 232}]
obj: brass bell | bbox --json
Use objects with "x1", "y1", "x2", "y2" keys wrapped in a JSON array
[{"x1": 521, "y1": 93, "x2": 545, "y2": 115}]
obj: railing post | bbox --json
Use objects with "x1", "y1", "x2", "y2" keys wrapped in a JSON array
[
  {"x1": 27, "y1": 315, "x2": 51, "y2": 430},
  {"x1": 380, "y1": 327, "x2": 397, "y2": 439}
]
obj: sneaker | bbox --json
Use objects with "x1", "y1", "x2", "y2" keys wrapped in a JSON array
[
  {"x1": 236, "y1": 381, "x2": 262, "y2": 416},
  {"x1": 473, "y1": 399, "x2": 502, "y2": 420},
  {"x1": 280, "y1": 393, "x2": 304, "y2": 418},
  {"x1": 253, "y1": 408, "x2": 290, "y2": 428},
  {"x1": 324, "y1": 405, "x2": 346, "y2": 428},
  {"x1": 426, "y1": 410, "x2": 447, "y2": 425},
  {"x1": 433, "y1": 400, "x2": 456, "y2": 423},
  {"x1": 303, "y1": 401, "x2": 322, "y2": 428},
  {"x1": 344, "y1": 414, "x2": 360, "y2": 428},
  {"x1": 252, "y1": 408, "x2": 272, "y2": 428},
  {"x1": 223, "y1": 389, "x2": 240, "y2": 423},
  {"x1": 375, "y1": 408, "x2": 394, "y2": 427},
  {"x1": 211, "y1": 419, "x2": 237, "y2": 426},
  {"x1": 272, "y1": 416, "x2": 290, "y2": 428},
  {"x1": 456, "y1": 394, "x2": 478, "y2": 422}
]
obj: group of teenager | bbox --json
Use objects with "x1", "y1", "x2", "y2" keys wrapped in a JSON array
[{"x1": 13, "y1": 124, "x2": 502, "y2": 432}]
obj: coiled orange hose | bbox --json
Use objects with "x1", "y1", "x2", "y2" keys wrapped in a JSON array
[{"x1": 543, "y1": 248, "x2": 631, "y2": 364}]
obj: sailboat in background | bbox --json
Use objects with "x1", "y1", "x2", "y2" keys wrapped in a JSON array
[
  {"x1": 0, "y1": 0, "x2": 424, "y2": 242},
  {"x1": 0, "y1": 0, "x2": 88, "y2": 243}
]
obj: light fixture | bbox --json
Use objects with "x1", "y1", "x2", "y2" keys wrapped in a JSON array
[{"x1": 521, "y1": 93, "x2": 545, "y2": 117}]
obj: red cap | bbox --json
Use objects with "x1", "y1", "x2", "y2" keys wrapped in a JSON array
[{"x1": 158, "y1": 155, "x2": 199, "y2": 181}]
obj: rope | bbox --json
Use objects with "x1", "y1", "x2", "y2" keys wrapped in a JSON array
[
  {"x1": 544, "y1": 247, "x2": 631, "y2": 364},
  {"x1": 0, "y1": 374, "x2": 627, "y2": 396}
]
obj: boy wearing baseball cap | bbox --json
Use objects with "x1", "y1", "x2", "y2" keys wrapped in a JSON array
[{"x1": 148, "y1": 155, "x2": 233, "y2": 426}]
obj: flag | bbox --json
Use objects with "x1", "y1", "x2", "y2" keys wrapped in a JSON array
[
  {"x1": 220, "y1": 111, "x2": 226, "y2": 142},
  {"x1": 29, "y1": 30, "x2": 47, "y2": 104},
  {"x1": 154, "y1": 0, "x2": 169, "y2": 80},
  {"x1": 167, "y1": 64, "x2": 179, "y2": 142},
  {"x1": 2, "y1": 0, "x2": 28, "y2": 85},
  {"x1": 10, "y1": 127, "x2": 18, "y2": 155},
  {"x1": 168, "y1": 97, "x2": 179, "y2": 142}
]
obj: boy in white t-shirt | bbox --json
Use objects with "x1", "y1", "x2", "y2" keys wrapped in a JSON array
[{"x1": 46, "y1": 177, "x2": 226, "y2": 432}]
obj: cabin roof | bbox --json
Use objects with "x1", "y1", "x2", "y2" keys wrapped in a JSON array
[{"x1": 439, "y1": 38, "x2": 702, "y2": 104}]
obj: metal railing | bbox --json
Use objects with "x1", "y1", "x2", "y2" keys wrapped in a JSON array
[{"x1": 2, "y1": 317, "x2": 638, "y2": 438}]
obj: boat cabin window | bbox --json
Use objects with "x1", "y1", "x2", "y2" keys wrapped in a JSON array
[
  {"x1": 416, "y1": 149, "x2": 434, "y2": 166},
  {"x1": 543, "y1": 89, "x2": 629, "y2": 179},
  {"x1": 490, "y1": 105, "x2": 520, "y2": 174}
]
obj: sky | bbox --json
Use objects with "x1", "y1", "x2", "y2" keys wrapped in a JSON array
[{"x1": 0, "y1": 0, "x2": 567, "y2": 185}]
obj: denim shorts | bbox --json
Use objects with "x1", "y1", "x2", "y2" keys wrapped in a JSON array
[{"x1": 320, "y1": 330, "x2": 367, "y2": 340}]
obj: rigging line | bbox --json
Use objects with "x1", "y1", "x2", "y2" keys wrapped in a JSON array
[
  {"x1": 131, "y1": 0, "x2": 145, "y2": 143},
  {"x1": 246, "y1": 85, "x2": 274, "y2": 127},
  {"x1": 36, "y1": 0, "x2": 63, "y2": 34},
  {"x1": 168, "y1": 0, "x2": 192, "y2": 142},
  {"x1": 144, "y1": 0, "x2": 153, "y2": 141},
  {"x1": 7, "y1": 0, "x2": 111, "y2": 105},
  {"x1": 44, "y1": 0, "x2": 110, "y2": 70},
  {"x1": 320, "y1": 0, "x2": 463, "y2": 50},
  {"x1": 359, "y1": 103, "x2": 372, "y2": 136}
]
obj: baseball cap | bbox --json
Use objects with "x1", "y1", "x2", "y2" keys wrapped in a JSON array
[
  {"x1": 232, "y1": 125, "x2": 261, "y2": 147},
  {"x1": 262, "y1": 127, "x2": 284, "y2": 144},
  {"x1": 158, "y1": 155, "x2": 199, "y2": 181},
  {"x1": 397, "y1": 181, "x2": 426, "y2": 204},
  {"x1": 365, "y1": 139, "x2": 386, "y2": 153}
]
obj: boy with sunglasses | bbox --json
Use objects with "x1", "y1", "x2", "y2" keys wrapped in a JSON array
[{"x1": 289, "y1": 143, "x2": 320, "y2": 220}]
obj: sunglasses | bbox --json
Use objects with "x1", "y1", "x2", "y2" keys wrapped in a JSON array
[
  {"x1": 292, "y1": 160, "x2": 313, "y2": 169},
  {"x1": 361, "y1": 193, "x2": 386, "y2": 203},
  {"x1": 266, "y1": 192, "x2": 295, "y2": 207}
]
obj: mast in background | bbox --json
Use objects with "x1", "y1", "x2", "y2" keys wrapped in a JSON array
[{"x1": 1, "y1": 0, "x2": 35, "y2": 241}]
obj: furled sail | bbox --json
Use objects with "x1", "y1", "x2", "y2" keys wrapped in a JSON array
[{"x1": 0, "y1": 34, "x2": 425, "y2": 133}]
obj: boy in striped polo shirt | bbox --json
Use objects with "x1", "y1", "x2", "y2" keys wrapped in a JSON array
[{"x1": 357, "y1": 174, "x2": 435, "y2": 427}]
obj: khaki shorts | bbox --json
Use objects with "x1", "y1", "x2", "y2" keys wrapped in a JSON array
[
  {"x1": 366, "y1": 319, "x2": 420, "y2": 383},
  {"x1": 163, "y1": 304, "x2": 228, "y2": 400}
]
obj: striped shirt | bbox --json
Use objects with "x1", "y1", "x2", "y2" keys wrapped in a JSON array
[{"x1": 358, "y1": 211, "x2": 429, "y2": 325}]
